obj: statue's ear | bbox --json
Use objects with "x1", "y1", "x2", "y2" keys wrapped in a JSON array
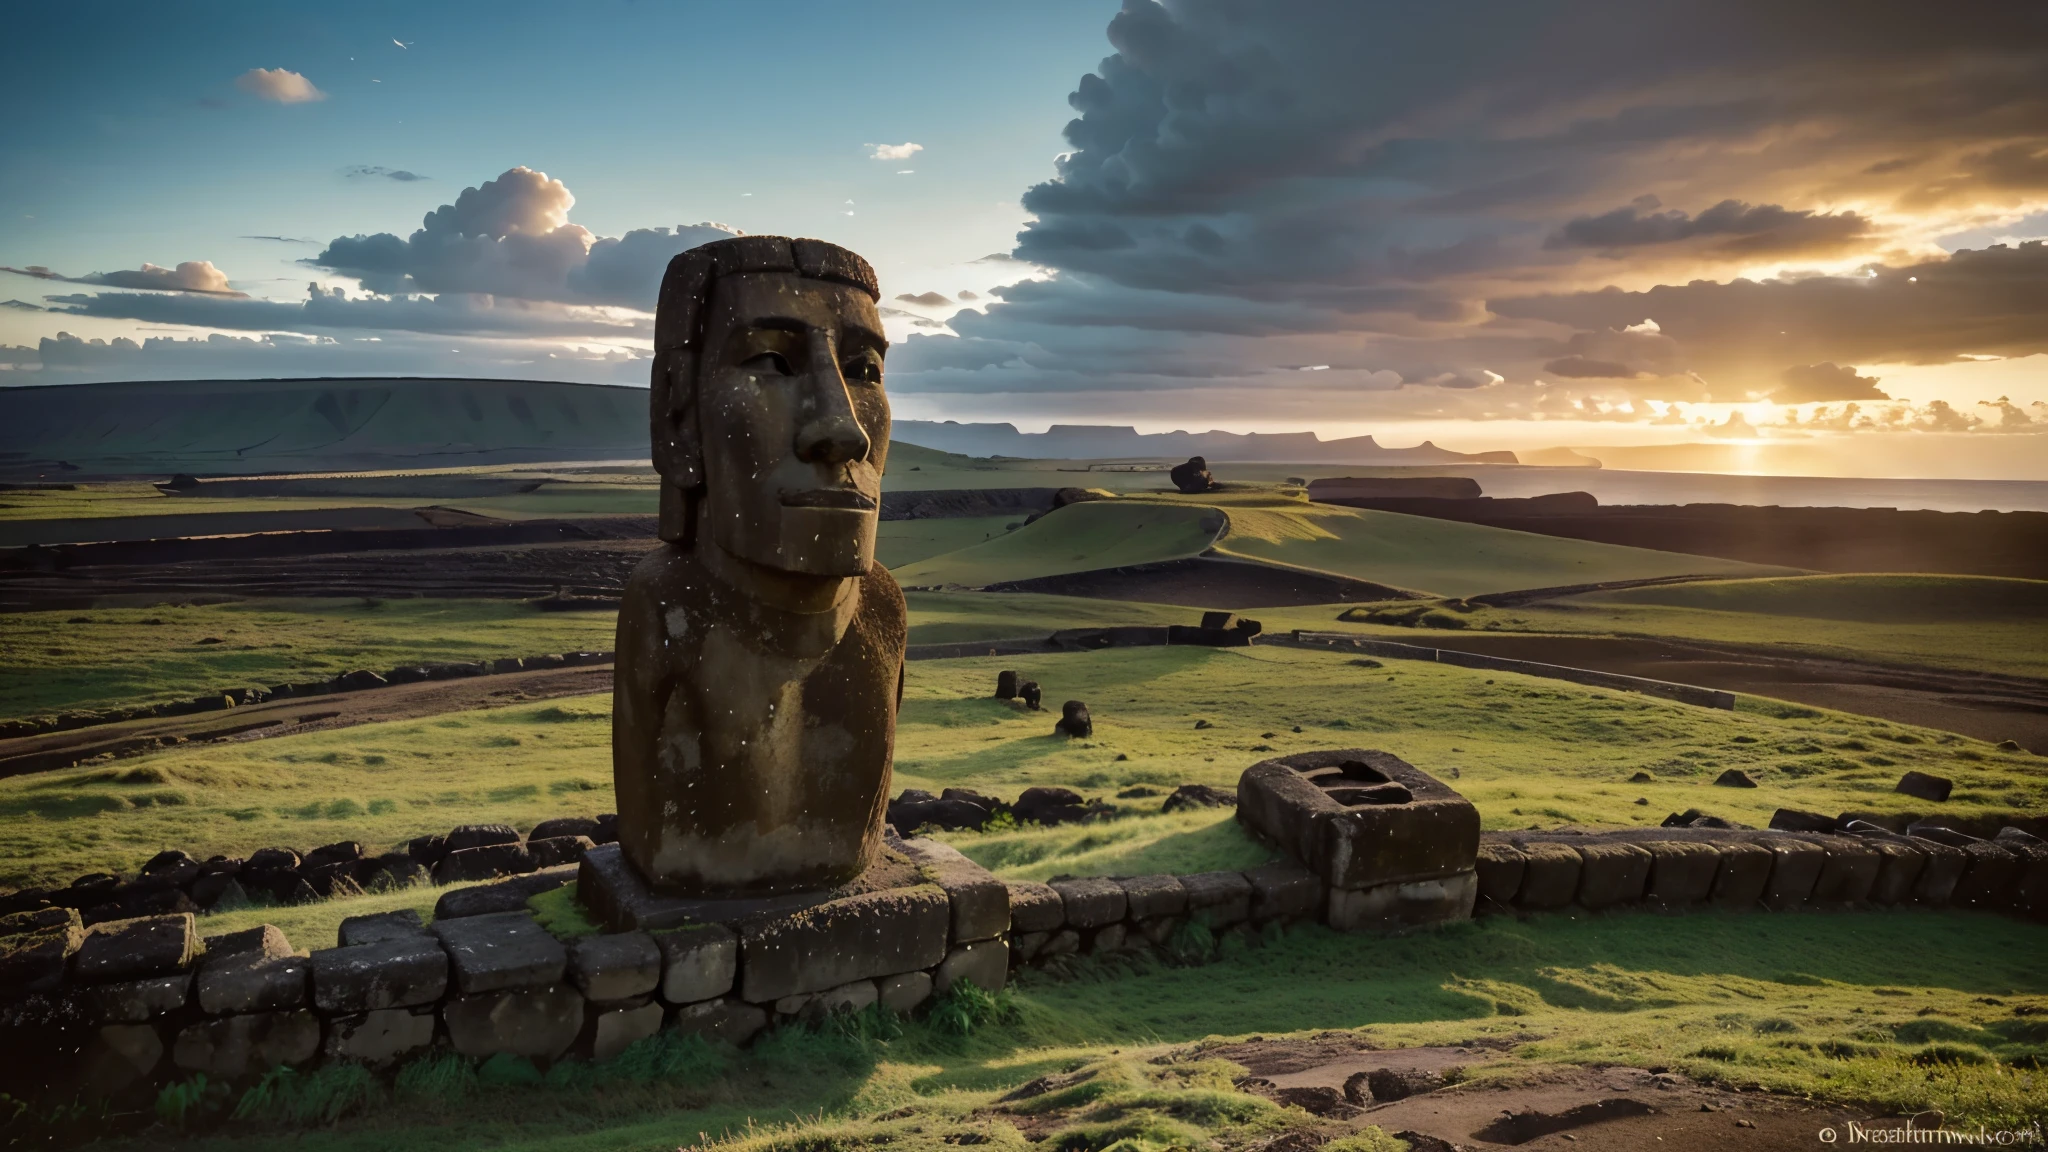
[{"x1": 648, "y1": 347, "x2": 700, "y2": 489}]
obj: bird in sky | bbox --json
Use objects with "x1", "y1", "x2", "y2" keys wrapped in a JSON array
[{"x1": 392, "y1": 39, "x2": 411, "y2": 50}]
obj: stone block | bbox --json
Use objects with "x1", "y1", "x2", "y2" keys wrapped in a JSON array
[
  {"x1": 576, "y1": 842, "x2": 927, "y2": 933},
  {"x1": 591, "y1": 999, "x2": 664, "y2": 1061},
  {"x1": 1088, "y1": 923, "x2": 1128, "y2": 953},
  {"x1": 1640, "y1": 841, "x2": 1720, "y2": 907},
  {"x1": 657, "y1": 924, "x2": 737, "y2": 1004},
  {"x1": 1049, "y1": 877, "x2": 1126, "y2": 928},
  {"x1": 1237, "y1": 751, "x2": 1479, "y2": 891},
  {"x1": 1180, "y1": 871, "x2": 1253, "y2": 927},
  {"x1": 87, "y1": 972, "x2": 191, "y2": 1023},
  {"x1": 878, "y1": 970, "x2": 933, "y2": 1013},
  {"x1": 527, "y1": 835, "x2": 595, "y2": 870},
  {"x1": 1136, "y1": 916, "x2": 1181, "y2": 946},
  {"x1": 73, "y1": 914, "x2": 197, "y2": 984},
  {"x1": 671, "y1": 998, "x2": 767, "y2": 1046},
  {"x1": 1474, "y1": 842, "x2": 1526, "y2": 906},
  {"x1": 1950, "y1": 840, "x2": 2023, "y2": 909},
  {"x1": 437, "y1": 843, "x2": 537, "y2": 884},
  {"x1": 1326, "y1": 870, "x2": 1476, "y2": 931},
  {"x1": 311, "y1": 936, "x2": 448, "y2": 1013},
  {"x1": 1804, "y1": 836, "x2": 1881, "y2": 903},
  {"x1": 1245, "y1": 863, "x2": 1323, "y2": 922},
  {"x1": 197, "y1": 951, "x2": 308, "y2": 1015},
  {"x1": 801, "y1": 979, "x2": 879, "y2": 1020},
  {"x1": 738, "y1": 885, "x2": 949, "y2": 1003},
  {"x1": 447, "y1": 824, "x2": 521, "y2": 854},
  {"x1": 1709, "y1": 841, "x2": 1773, "y2": 908},
  {"x1": 1909, "y1": 838, "x2": 1968, "y2": 905},
  {"x1": 443, "y1": 986, "x2": 585, "y2": 1060},
  {"x1": 1007, "y1": 882, "x2": 1064, "y2": 933},
  {"x1": 172, "y1": 1010, "x2": 319, "y2": 1078},
  {"x1": 2001, "y1": 836, "x2": 2048, "y2": 915},
  {"x1": 1895, "y1": 771, "x2": 1953, "y2": 802},
  {"x1": 936, "y1": 939, "x2": 1008, "y2": 995},
  {"x1": 432, "y1": 911, "x2": 567, "y2": 994},
  {"x1": 324, "y1": 1007, "x2": 435, "y2": 1065},
  {"x1": 1861, "y1": 836, "x2": 1928, "y2": 905},
  {"x1": 1756, "y1": 836, "x2": 1826, "y2": 910},
  {"x1": 1119, "y1": 874, "x2": 1188, "y2": 921},
  {"x1": 570, "y1": 932, "x2": 660, "y2": 1002},
  {"x1": 79, "y1": 1023, "x2": 162, "y2": 1096},
  {"x1": 1514, "y1": 843, "x2": 1581, "y2": 909},
  {"x1": 204, "y1": 924, "x2": 292, "y2": 960},
  {"x1": 1011, "y1": 931, "x2": 1050, "y2": 962},
  {"x1": 1040, "y1": 929, "x2": 1080, "y2": 958},
  {"x1": 0, "y1": 922, "x2": 84, "y2": 994},
  {"x1": 433, "y1": 865, "x2": 577, "y2": 920},
  {"x1": 1574, "y1": 843, "x2": 1651, "y2": 909},
  {"x1": 530, "y1": 816, "x2": 601, "y2": 842},
  {"x1": 1, "y1": 906, "x2": 79, "y2": 936},
  {"x1": 898, "y1": 837, "x2": 1010, "y2": 943},
  {"x1": 338, "y1": 909, "x2": 427, "y2": 947}
]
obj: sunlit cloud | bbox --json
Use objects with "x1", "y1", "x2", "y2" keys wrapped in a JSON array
[{"x1": 235, "y1": 67, "x2": 326, "y2": 104}]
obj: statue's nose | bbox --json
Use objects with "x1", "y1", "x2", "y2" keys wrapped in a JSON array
[{"x1": 794, "y1": 331, "x2": 871, "y2": 466}]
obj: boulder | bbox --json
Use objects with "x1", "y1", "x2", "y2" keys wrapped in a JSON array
[
  {"x1": 339, "y1": 910, "x2": 429, "y2": 949},
  {"x1": 437, "y1": 843, "x2": 537, "y2": 884},
  {"x1": 1474, "y1": 842, "x2": 1526, "y2": 907},
  {"x1": 363, "y1": 854, "x2": 432, "y2": 891},
  {"x1": 1713, "y1": 769, "x2": 1758, "y2": 788},
  {"x1": 529, "y1": 817, "x2": 602, "y2": 842},
  {"x1": 527, "y1": 835, "x2": 595, "y2": 869},
  {"x1": 591, "y1": 1000, "x2": 663, "y2": 1062},
  {"x1": 86, "y1": 972, "x2": 191, "y2": 1023},
  {"x1": 446, "y1": 823, "x2": 522, "y2": 854},
  {"x1": 1895, "y1": 771, "x2": 1954, "y2": 803},
  {"x1": 302, "y1": 841, "x2": 365, "y2": 871},
  {"x1": 196, "y1": 948, "x2": 308, "y2": 1015},
  {"x1": 657, "y1": 923, "x2": 737, "y2": 1004},
  {"x1": 1013, "y1": 786, "x2": 1091, "y2": 826},
  {"x1": 172, "y1": 1010, "x2": 320, "y2": 1078},
  {"x1": 1169, "y1": 456, "x2": 1218, "y2": 494},
  {"x1": 1769, "y1": 809, "x2": 1836, "y2": 833},
  {"x1": 994, "y1": 671, "x2": 1019, "y2": 700},
  {"x1": 0, "y1": 906, "x2": 78, "y2": 936},
  {"x1": 311, "y1": 936, "x2": 448, "y2": 1013},
  {"x1": 204, "y1": 924, "x2": 292, "y2": 960},
  {"x1": 1162, "y1": 783, "x2": 1237, "y2": 812},
  {"x1": 878, "y1": 970, "x2": 934, "y2": 1013},
  {"x1": 431, "y1": 865, "x2": 576, "y2": 920},
  {"x1": 442, "y1": 986, "x2": 585, "y2": 1061},
  {"x1": 432, "y1": 912, "x2": 567, "y2": 995},
  {"x1": 72, "y1": 914, "x2": 197, "y2": 984},
  {"x1": 0, "y1": 923, "x2": 84, "y2": 994},
  {"x1": 1054, "y1": 701, "x2": 1093, "y2": 738},
  {"x1": 569, "y1": 932, "x2": 661, "y2": 1002},
  {"x1": 1018, "y1": 681, "x2": 1042, "y2": 710}
]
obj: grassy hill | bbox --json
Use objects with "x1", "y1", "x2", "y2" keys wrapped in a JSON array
[
  {"x1": 1586, "y1": 572, "x2": 2048, "y2": 623},
  {"x1": 890, "y1": 501, "x2": 1225, "y2": 588}
]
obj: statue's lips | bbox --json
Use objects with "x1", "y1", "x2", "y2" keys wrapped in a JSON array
[{"x1": 779, "y1": 488, "x2": 877, "y2": 511}]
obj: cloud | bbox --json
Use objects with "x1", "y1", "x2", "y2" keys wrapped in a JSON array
[
  {"x1": 884, "y1": 0, "x2": 2048, "y2": 426},
  {"x1": 957, "y1": 290, "x2": 979, "y2": 301},
  {"x1": 894, "y1": 291, "x2": 954, "y2": 308},
  {"x1": 3, "y1": 261, "x2": 246, "y2": 297},
  {"x1": 870, "y1": 142, "x2": 923, "y2": 161},
  {"x1": 236, "y1": 68, "x2": 326, "y2": 104},
  {"x1": 44, "y1": 282, "x2": 646, "y2": 340},
  {"x1": 313, "y1": 166, "x2": 737, "y2": 307},
  {"x1": 7, "y1": 330, "x2": 648, "y2": 385},
  {"x1": 2, "y1": 299, "x2": 45, "y2": 311},
  {"x1": 1773, "y1": 363, "x2": 1889, "y2": 403},
  {"x1": 241, "y1": 235, "x2": 317, "y2": 244},
  {"x1": 343, "y1": 165, "x2": 427, "y2": 182},
  {"x1": 1545, "y1": 199, "x2": 1874, "y2": 257}
]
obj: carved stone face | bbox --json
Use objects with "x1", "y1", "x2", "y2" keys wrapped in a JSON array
[{"x1": 689, "y1": 271, "x2": 890, "y2": 576}]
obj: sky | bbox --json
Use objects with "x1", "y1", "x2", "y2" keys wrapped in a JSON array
[{"x1": 4, "y1": 1, "x2": 2048, "y2": 475}]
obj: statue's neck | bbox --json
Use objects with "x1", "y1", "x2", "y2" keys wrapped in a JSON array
[{"x1": 698, "y1": 540, "x2": 861, "y2": 657}]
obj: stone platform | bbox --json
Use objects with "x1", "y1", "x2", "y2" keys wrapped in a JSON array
[
  {"x1": 576, "y1": 835, "x2": 1009, "y2": 1009},
  {"x1": 1236, "y1": 749, "x2": 1480, "y2": 930}
]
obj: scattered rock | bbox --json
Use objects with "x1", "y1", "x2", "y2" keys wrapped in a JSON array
[
  {"x1": 1713, "y1": 769, "x2": 1758, "y2": 788},
  {"x1": 1162, "y1": 783, "x2": 1237, "y2": 812},
  {"x1": 1169, "y1": 456, "x2": 1220, "y2": 494},
  {"x1": 528, "y1": 817, "x2": 601, "y2": 842},
  {"x1": 1019, "y1": 681, "x2": 1042, "y2": 710},
  {"x1": 1996, "y1": 739, "x2": 2023, "y2": 752},
  {"x1": 1193, "y1": 719, "x2": 1214, "y2": 730},
  {"x1": 1628, "y1": 771, "x2": 1653, "y2": 783},
  {"x1": 994, "y1": 670, "x2": 1018, "y2": 700},
  {"x1": 1055, "y1": 701, "x2": 1093, "y2": 738},
  {"x1": 1769, "y1": 808, "x2": 1837, "y2": 833},
  {"x1": 1895, "y1": 770, "x2": 1954, "y2": 802}
]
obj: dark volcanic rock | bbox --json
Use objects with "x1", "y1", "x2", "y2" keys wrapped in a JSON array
[
  {"x1": 1713, "y1": 769, "x2": 1759, "y2": 788},
  {"x1": 1018, "y1": 680, "x2": 1042, "y2": 710},
  {"x1": 1896, "y1": 771, "x2": 1954, "y2": 802},
  {"x1": 995, "y1": 670, "x2": 1018, "y2": 700},
  {"x1": 1169, "y1": 456, "x2": 1219, "y2": 494},
  {"x1": 1162, "y1": 783, "x2": 1237, "y2": 812},
  {"x1": 1769, "y1": 808, "x2": 1837, "y2": 833},
  {"x1": 1054, "y1": 701, "x2": 1093, "y2": 738},
  {"x1": 1012, "y1": 786, "x2": 1094, "y2": 826},
  {"x1": 445, "y1": 824, "x2": 521, "y2": 854}
]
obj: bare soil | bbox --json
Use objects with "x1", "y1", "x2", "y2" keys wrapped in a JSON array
[{"x1": 1212, "y1": 1037, "x2": 1887, "y2": 1150}]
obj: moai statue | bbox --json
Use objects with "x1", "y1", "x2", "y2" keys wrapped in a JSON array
[
  {"x1": 1169, "y1": 455, "x2": 1219, "y2": 494},
  {"x1": 995, "y1": 670, "x2": 1019, "y2": 700},
  {"x1": 1019, "y1": 680, "x2": 1043, "y2": 711},
  {"x1": 613, "y1": 236, "x2": 905, "y2": 896},
  {"x1": 1055, "y1": 700, "x2": 1093, "y2": 738}
]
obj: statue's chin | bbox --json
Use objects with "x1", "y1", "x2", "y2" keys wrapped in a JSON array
[{"x1": 712, "y1": 508, "x2": 876, "y2": 579}]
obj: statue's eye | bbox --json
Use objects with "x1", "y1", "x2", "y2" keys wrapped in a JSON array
[
  {"x1": 843, "y1": 356, "x2": 881, "y2": 384},
  {"x1": 741, "y1": 351, "x2": 795, "y2": 377}
]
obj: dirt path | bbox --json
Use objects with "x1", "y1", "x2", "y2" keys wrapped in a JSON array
[
  {"x1": 0, "y1": 665, "x2": 614, "y2": 777},
  {"x1": 1209, "y1": 1037, "x2": 1900, "y2": 1150}
]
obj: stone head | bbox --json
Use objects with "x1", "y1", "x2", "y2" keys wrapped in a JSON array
[{"x1": 650, "y1": 236, "x2": 890, "y2": 577}]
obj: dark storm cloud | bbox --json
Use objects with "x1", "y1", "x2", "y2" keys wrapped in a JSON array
[
  {"x1": 44, "y1": 283, "x2": 646, "y2": 340},
  {"x1": 10, "y1": 330, "x2": 647, "y2": 385},
  {"x1": 1545, "y1": 199, "x2": 1874, "y2": 256},
  {"x1": 343, "y1": 165, "x2": 428, "y2": 182},
  {"x1": 314, "y1": 166, "x2": 735, "y2": 307},
  {"x1": 897, "y1": 0, "x2": 2048, "y2": 410},
  {"x1": 894, "y1": 291, "x2": 955, "y2": 308}
]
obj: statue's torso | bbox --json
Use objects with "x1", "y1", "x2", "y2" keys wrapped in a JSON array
[{"x1": 612, "y1": 546, "x2": 906, "y2": 895}]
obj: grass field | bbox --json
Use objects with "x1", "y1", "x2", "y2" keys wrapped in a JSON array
[
  {"x1": 6, "y1": 645, "x2": 2041, "y2": 890},
  {"x1": 67, "y1": 909, "x2": 2048, "y2": 1150},
  {"x1": 889, "y1": 501, "x2": 1224, "y2": 588},
  {"x1": 1284, "y1": 573, "x2": 2048, "y2": 679},
  {"x1": 877, "y1": 515, "x2": 1024, "y2": 569},
  {"x1": 0, "y1": 479, "x2": 664, "y2": 525},
  {"x1": 0, "y1": 598, "x2": 620, "y2": 723}
]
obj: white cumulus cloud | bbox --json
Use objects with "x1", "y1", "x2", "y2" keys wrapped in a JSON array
[
  {"x1": 236, "y1": 68, "x2": 326, "y2": 104},
  {"x1": 870, "y1": 142, "x2": 923, "y2": 161}
]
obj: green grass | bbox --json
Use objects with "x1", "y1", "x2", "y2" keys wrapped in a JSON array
[
  {"x1": 8, "y1": 645, "x2": 2040, "y2": 890},
  {"x1": 0, "y1": 598, "x2": 619, "y2": 723},
  {"x1": 932, "y1": 809, "x2": 1278, "y2": 881},
  {"x1": 903, "y1": 590, "x2": 1195, "y2": 645},
  {"x1": 1588, "y1": 573, "x2": 2048, "y2": 623},
  {"x1": 0, "y1": 479, "x2": 662, "y2": 525},
  {"x1": 70, "y1": 910, "x2": 2048, "y2": 1149},
  {"x1": 877, "y1": 515, "x2": 1026, "y2": 569},
  {"x1": 195, "y1": 883, "x2": 454, "y2": 951},
  {"x1": 890, "y1": 501, "x2": 1223, "y2": 588}
]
